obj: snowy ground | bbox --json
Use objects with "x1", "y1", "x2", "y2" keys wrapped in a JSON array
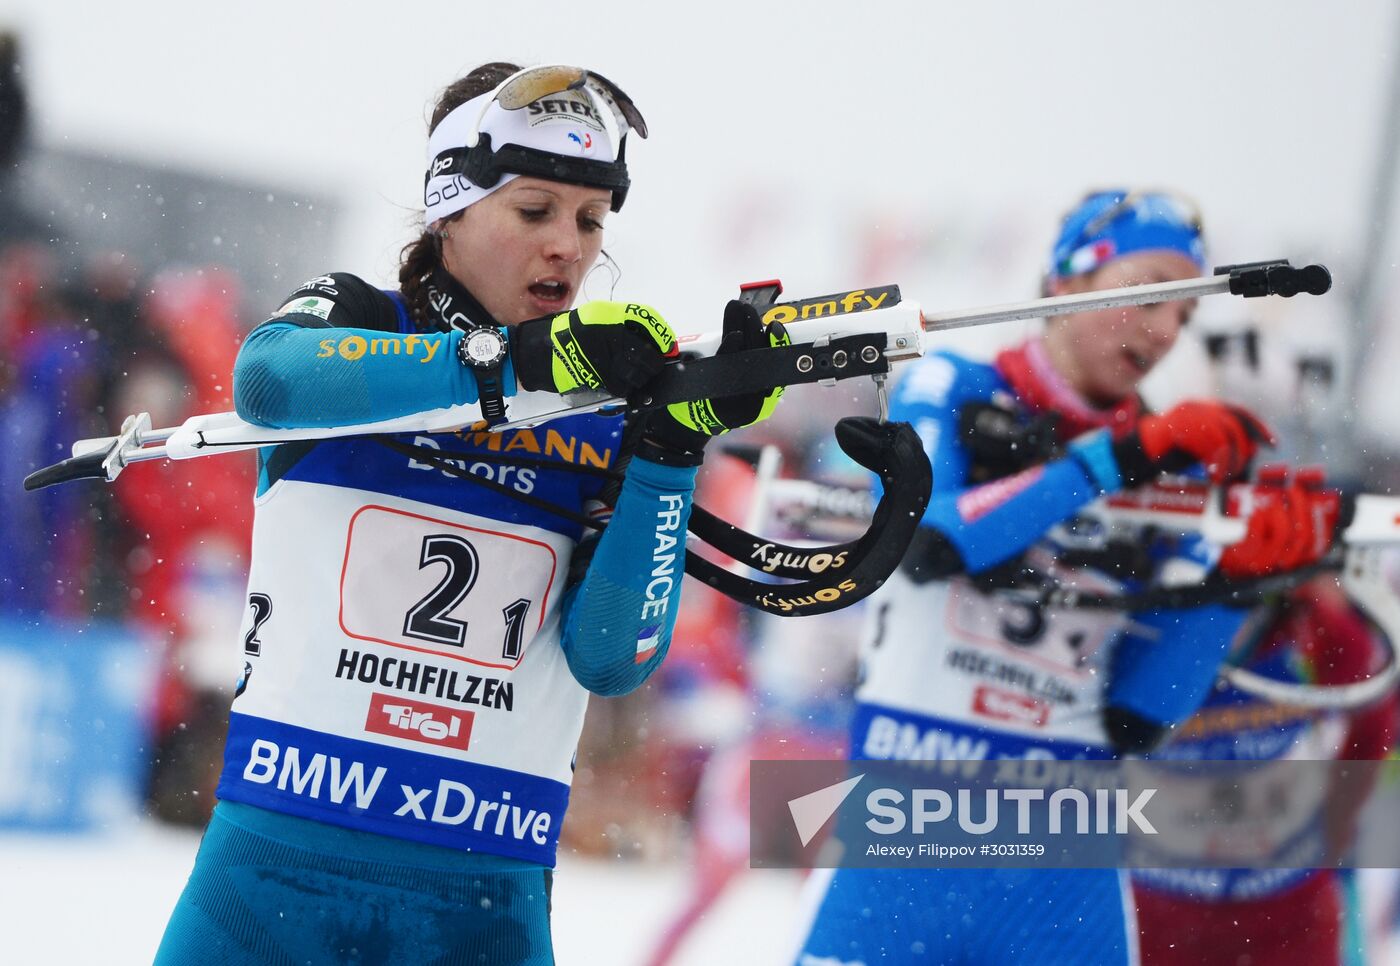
[
  {"x1": 0, "y1": 821, "x2": 807, "y2": 965},
  {"x1": 8, "y1": 822, "x2": 1400, "y2": 964}
]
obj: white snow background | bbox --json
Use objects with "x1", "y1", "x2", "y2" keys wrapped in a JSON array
[
  {"x1": 0, "y1": 822, "x2": 807, "y2": 964},
  {"x1": 4, "y1": 1, "x2": 1400, "y2": 963},
  {"x1": 5, "y1": 0, "x2": 1399, "y2": 431}
]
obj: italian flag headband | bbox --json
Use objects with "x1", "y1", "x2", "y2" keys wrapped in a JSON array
[
  {"x1": 1048, "y1": 189, "x2": 1206, "y2": 281},
  {"x1": 423, "y1": 65, "x2": 647, "y2": 224}
]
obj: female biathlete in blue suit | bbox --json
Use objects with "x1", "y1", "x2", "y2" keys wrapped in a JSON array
[
  {"x1": 793, "y1": 191, "x2": 1308, "y2": 965},
  {"x1": 155, "y1": 62, "x2": 786, "y2": 966}
]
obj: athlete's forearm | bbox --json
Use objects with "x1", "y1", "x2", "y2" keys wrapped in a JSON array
[
  {"x1": 559, "y1": 456, "x2": 698, "y2": 696},
  {"x1": 234, "y1": 322, "x2": 506, "y2": 427},
  {"x1": 913, "y1": 452, "x2": 1105, "y2": 575},
  {"x1": 1104, "y1": 603, "x2": 1251, "y2": 753},
  {"x1": 890, "y1": 356, "x2": 1120, "y2": 576}
]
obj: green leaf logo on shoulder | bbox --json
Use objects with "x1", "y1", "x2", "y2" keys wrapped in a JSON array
[{"x1": 274, "y1": 296, "x2": 336, "y2": 321}]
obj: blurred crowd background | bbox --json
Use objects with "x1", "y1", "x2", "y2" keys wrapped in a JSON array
[{"x1": 5, "y1": 2, "x2": 1400, "y2": 961}]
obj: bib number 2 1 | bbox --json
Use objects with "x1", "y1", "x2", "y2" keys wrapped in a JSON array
[
  {"x1": 339, "y1": 504, "x2": 556, "y2": 670},
  {"x1": 404, "y1": 533, "x2": 533, "y2": 662}
]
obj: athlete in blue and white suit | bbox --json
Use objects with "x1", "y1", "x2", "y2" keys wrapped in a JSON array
[
  {"x1": 795, "y1": 192, "x2": 1274, "y2": 965},
  {"x1": 156, "y1": 63, "x2": 787, "y2": 966}
]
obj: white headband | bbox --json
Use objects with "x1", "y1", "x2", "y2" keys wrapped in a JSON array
[{"x1": 423, "y1": 85, "x2": 620, "y2": 225}]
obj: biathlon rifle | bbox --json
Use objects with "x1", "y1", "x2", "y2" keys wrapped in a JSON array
[
  {"x1": 753, "y1": 467, "x2": 1399, "y2": 709},
  {"x1": 21, "y1": 259, "x2": 1334, "y2": 620},
  {"x1": 1087, "y1": 481, "x2": 1400, "y2": 710}
]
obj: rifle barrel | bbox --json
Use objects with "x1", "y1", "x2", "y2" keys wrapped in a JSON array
[{"x1": 922, "y1": 276, "x2": 1231, "y2": 332}]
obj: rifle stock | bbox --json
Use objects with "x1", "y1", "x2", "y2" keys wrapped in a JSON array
[{"x1": 23, "y1": 261, "x2": 1330, "y2": 491}]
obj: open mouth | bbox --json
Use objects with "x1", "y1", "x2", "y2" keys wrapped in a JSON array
[{"x1": 530, "y1": 279, "x2": 569, "y2": 301}]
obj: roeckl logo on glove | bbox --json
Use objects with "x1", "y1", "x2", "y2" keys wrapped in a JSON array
[
  {"x1": 624, "y1": 304, "x2": 677, "y2": 355},
  {"x1": 683, "y1": 400, "x2": 725, "y2": 435},
  {"x1": 554, "y1": 331, "x2": 601, "y2": 390}
]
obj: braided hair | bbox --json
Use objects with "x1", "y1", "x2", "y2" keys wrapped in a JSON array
[{"x1": 398, "y1": 62, "x2": 521, "y2": 328}]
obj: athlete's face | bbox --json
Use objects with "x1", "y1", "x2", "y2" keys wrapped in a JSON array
[
  {"x1": 1043, "y1": 251, "x2": 1200, "y2": 405},
  {"x1": 440, "y1": 177, "x2": 611, "y2": 325}
]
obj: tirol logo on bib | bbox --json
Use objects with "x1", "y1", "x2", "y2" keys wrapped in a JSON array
[{"x1": 364, "y1": 693, "x2": 474, "y2": 751}]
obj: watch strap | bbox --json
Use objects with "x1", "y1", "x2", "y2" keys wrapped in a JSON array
[
  {"x1": 457, "y1": 327, "x2": 509, "y2": 426},
  {"x1": 477, "y1": 367, "x2": 506, "y2": 424}
]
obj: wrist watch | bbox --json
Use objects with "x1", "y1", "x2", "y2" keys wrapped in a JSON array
[{"x1": 457, "y1": 326, "x2": 509, "y2": 425}]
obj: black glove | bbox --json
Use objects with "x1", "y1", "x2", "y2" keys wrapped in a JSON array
[
  {"x1": 639, "y1": 300, "x2": 790, "y2": 466},
  {"x1": 513, "y1": 301, "x2": 677, "y2": 396}
]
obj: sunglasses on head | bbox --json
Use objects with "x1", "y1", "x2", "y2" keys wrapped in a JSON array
[
  {"x1": 1078, "y1": 189, "x2": 1204, "y2": 242},
  {"x1": 480, "y1": 64, "x2": 648, "y2": 141},
  {"x1": 428, "y1": 64, "x2": 648, "y2": 212}
]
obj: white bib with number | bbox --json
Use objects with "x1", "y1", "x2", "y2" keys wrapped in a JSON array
[
  {"x1": 216, "y1": 469, "x2": 597, "y2": 865},
  {"x1": 233, "y1": 479, "x2": 585, "y2": 781},
  {"x1": 858, "y1": 569, "x2": 1129, "y2": 756}
]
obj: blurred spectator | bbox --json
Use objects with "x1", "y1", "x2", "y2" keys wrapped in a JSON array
[
  {"x1": 123, "y1": 267, "x2": 255, "y2": 826},
  {"x1": 0, "y1": 31, "x2": 49, "y2": 248},
  {"x1": 0, "y1": 33, "x2": 94, "y2": 616},
  {"x1": 1135, "y1": 305, "x2": 1397, "y2": 964},
  {"x1": 0, "y1": 29, "x2": 256, "y2": 829}
]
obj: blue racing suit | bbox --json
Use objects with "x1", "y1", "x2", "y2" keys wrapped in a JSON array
[
  {"x1": 795, "y1": 348, "x2": 1250, "y2": 966},
  {"x1": 157, "y1": 272, "x2": 697, "y2": 966}
]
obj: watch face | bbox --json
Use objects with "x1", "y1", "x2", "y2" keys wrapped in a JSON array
[{"x1": 463, "y1": 328, "x2": 507, "y2": 367}]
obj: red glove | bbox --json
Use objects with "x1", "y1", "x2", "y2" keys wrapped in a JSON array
[
  {"x1": 1218, "y1": 466, "x2": 1344, "y2": 578},
  {"x1": 1114, "y1": 400, "x2": 1275, "y2": 486}
]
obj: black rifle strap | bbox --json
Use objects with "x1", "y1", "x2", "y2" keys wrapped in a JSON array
[
  {"x1": 371, "y1": 416, "x2": 933, "y2": 618},
  {"x1": 683, "y1": 418, "x2": 932, "y2": 617},
  {"x1": 631, "y1": 333, "x2": 890, "y2": 409}
]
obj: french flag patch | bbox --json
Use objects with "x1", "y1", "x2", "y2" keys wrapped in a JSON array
[{"x1": 635, "y1": 625, "x2": 660, "y2": 664}]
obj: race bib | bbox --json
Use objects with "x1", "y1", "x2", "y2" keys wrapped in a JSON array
[
  {"x1": 946, "y1": 579, "x2": 1123, "y2": 676},
  {"x1": 1126, "y1": 759, "x2": 1328, "y2": 865},
  {"x1": 339, "y1": 505, "x2": 558, "y2": 670}
]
